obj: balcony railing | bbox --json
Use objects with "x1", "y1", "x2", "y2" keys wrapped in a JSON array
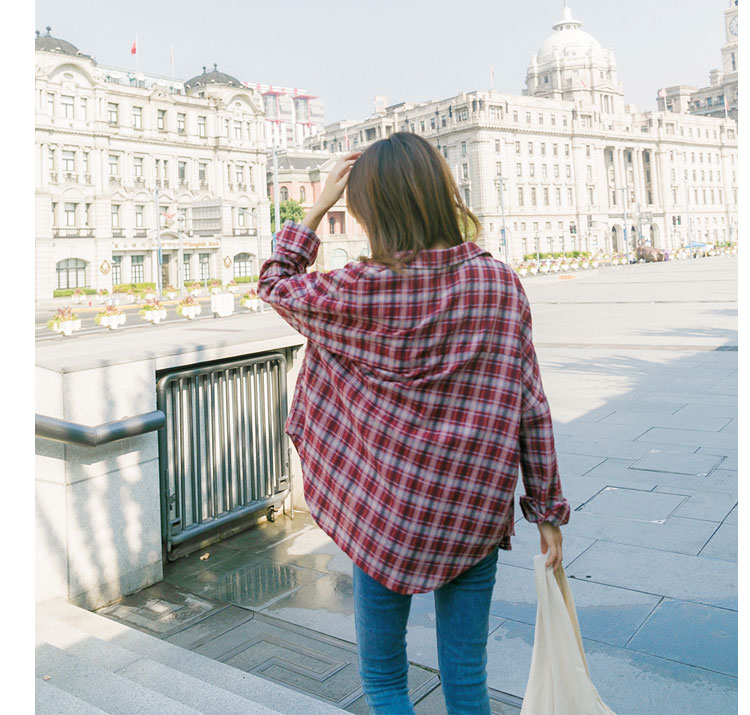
[
  {"x1": 53, "y1": 227, "x2": 95, "y2": 238},
  {"x1": 134, "y1": 229, "x2": 148, "y2": 238},
  {"x1": 112, "y1": 229, "x2": 124, "y2": 238}
]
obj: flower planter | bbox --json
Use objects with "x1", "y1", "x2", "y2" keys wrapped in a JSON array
[
  {"x1": 211, "y1": 294, "x2": 234, "y2": 318},
  {"x1": 529, "y1": 266, "x2": 539, "y2": 275},
  {"x1": 227, "y1": 285, "x2": 239, "y2": 294},
  {"x1": 72, "y1": 294, "x2": 83, "y2": 304},
  {"x1": 517, "y1": 267, "x2": 528, "y2": 277},
  {"x1": 143, "y1": 309, "x2": 167, "y2": 324},
  {"x1": 144, "y1": 292, "x2": 156, "y2": 301},
  {"x1": 166, "y1": 291, "x2": 177, "y2": 300},
  {"x1": 581, "y1": 260, "x2": 590, "y2": 269},
  {"x1": 591, "y1": 261, "x2": 599, "y2": 268},
  {"x1": 539, "y1": 264, "x2": 550, "y2": 274}
]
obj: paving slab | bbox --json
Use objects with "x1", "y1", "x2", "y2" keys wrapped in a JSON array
[
  {"x1": 556, "y1": 436, "x2": 695, "y2": 460},
  {"x1": 724, "y1": 504, "x2": 738, "y2": 525},
  {"x1": 598, "y1": 409, "x2": 732, "y2": 432},
  {"x1": 487, "y1": 563, "x2": 660, "y2": 647},
  {"x1": 555, "y1": 452, "x2": 607, "y2": 477},
  {"x1": 636, "y1": 427, "x2": 737, "y2": 451},
  {"x1": 485, "y1": 618, "x2": 737, "y2": 715},
  {"x1": 626, "y1": 599, "x2": 737, "y2": 677},
  {"x1": 672, "y1": 403, "x2": 738, "y2": 420},
  {"x1": 495, "y1": 519, "x2": 596, "y2": 570},
  {"x1": 566, "y1": 541, "x2": 737, "y2": 610},
  {"x1": 629, "y1": 449, "x2": 724, "y2": 476},
  {"x1": 653, "y1": 486, "x2": 737, "y2": 523},
  {"x1": 558, "y1": 474, "x2": 658, "y2": 503},
  {"x1": 577, "y1": 486, "x2": 686, "y2": 522},
  {"x1": 698, "y1": 523, "x2": 737, "y2": 563}
]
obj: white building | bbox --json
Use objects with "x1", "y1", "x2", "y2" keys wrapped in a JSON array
[
  {"x1": 34, "y1": 29, "x2": 325, "y2": 300},
  {"x1": 306, "y1": 5, "x2": 738, "y2": 263}
]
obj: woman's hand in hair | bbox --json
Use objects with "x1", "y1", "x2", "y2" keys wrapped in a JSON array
[{"x1": 301, "y1": 152, "x2": 361, "y2": 233}]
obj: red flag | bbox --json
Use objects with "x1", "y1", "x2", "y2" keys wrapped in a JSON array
[{"x1": 131, "y1": 39, "x2": 137, "y2": 55}]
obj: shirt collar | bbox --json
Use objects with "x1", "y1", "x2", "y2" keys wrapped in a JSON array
[{"x1": 392, "y1": 241, "x2": 490, "y2": 269}]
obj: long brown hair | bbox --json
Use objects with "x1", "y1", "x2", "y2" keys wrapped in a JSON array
[{"x1": 346, "y1": 132, "x2": 482, "y2": 274}]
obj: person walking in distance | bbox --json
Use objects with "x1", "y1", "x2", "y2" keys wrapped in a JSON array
[{"x1": 258, "y1": 132, "x2": 569, "y2": 714}]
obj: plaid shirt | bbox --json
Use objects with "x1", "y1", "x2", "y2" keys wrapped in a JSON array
[{"x1": 258, "y1": 221, "x2": 569, "y2": 594}]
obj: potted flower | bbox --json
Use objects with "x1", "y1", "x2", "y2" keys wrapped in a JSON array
[
  {"x1": 143, "y1": 288, "x2": 157, "y2": 301},
  {"x1": 95, "y1": 304, "x2": 126, "y2": 330},
  {"x1": 186, "y1": 281, "x2": 202, "y2": 297},
  {"x1": 591, "y1": 255, "x2": 600, "y2": 268},
  {"x1": 72, "y1": 288, "x2": 85, "y2": 304},
  {"x1": 47, "y1": 307, "x2": 80, "y2": 336},
  {"x1": 515, "y1": 264, "x2": 528, "y2": 277},
  {"x1": 550, "y1": 259, "x2": 560, "y2": 273},
  {"x1": 96, "y1": 288, "x2": 109, "y2": 304},
  {"x1": 529, "y1": 262, "x2": 539, "y2": 275},
  {"x1": 126, "y1": 288, "x2": 136, "y2": 303},
  {"x1": 139, "y1": 299, "x2": 167, "y2": 324},
  {"x1": 580, "y1": 256, "x2": 591, "y2": 269},
  {"x1": 227, "y1": 279, "x2": 239, "y2": 294},
  {"x1": 177, "y1": 295, "x2": 202, "y2": 320},
  {"x1": 165, "y1": 285, "x2": 177, "y2": 300},
  {"x1": 209, "y1": 279, "x2": 222, "y2": 295},
  {"x1": 240, "y1": 288, "x2": 261, "y2": 312}
]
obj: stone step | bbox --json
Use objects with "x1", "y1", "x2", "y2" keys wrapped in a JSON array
[
  {"x1": 37, "y1": 600, "x2": 343, "y2": 714},
  {"x1": 35, "y1": 642, "x2": 203, "y2": 715},
  {"x1": 37, "y1": 616, "x2": 284, "y2": 715},
  {"x1": 35, "y1": 678, "x2": 109, "y2": 715}
]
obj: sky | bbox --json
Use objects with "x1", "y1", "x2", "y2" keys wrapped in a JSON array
[{"x1": 32, "y1": 0, "x2": 732, "y2": 123}]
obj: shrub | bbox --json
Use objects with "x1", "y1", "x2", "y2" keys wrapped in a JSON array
[
  {"x1": 53, "y1": 287, "x2": 97, "y2": 297},
  {"x1": 233, "y1": 275, "x2": 259, "y2": 284},
  {"x1": 113, "y1": 282, "x2": 156, "y2": 294}
]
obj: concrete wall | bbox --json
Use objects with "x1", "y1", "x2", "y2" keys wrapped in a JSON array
[{"x1": 36, "y1": 316, "x2": 306, "y2": 610}]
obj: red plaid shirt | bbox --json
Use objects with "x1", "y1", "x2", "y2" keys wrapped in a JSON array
[{"x1": 258, "y1": 221, "x2": 569, "y2": 594}]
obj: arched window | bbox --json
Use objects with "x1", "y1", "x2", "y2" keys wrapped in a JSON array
[
  {"x1": 299, "y1": 186, "x2": 306, "y2": 203},
  {"x1": 330, "y1": 248, "x2": 348, "y2": 270},
  {"x1": 280, "y1": 186, "x2": 288, "y2": 201},
  {"x1": 56, "y1": 258, "x2": 87, "y2": 289},
  {"x1": 233, "y1": 252, "x2": 254, "y2": 277}
]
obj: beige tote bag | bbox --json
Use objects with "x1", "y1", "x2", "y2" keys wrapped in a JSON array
[{"x1": 520, "y1": 554, "x2": 616, "y2": 715}]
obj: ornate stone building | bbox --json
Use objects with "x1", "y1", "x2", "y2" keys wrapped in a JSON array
[
  {"x1": 306, "y1": 5, "x2": 738, "y2": 264},
  {"x1": 35, "y1": 29, "x2": 277, "y2": 299}
]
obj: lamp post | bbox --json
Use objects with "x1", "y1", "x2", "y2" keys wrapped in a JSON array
[{"x1": 495, "y1": 174, "x2": 509, "y2": 264}]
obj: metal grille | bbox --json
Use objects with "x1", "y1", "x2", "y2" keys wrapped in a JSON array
[{"x1": 156, "y1": 353, "x2": 291, "y2": 558}]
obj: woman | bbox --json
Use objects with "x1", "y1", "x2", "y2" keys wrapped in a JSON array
[{"x1": 258, "y1": 132, "x2": 569, "y2": 714}]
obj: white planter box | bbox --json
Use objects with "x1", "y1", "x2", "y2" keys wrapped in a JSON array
[
  {"x1": 61, "y1": 320, "x2": 75, "y2": 336},
  {"x1": 243, "y1": 297, "x2": 261, "y2": 311},
  {"x1": 211, "y1": 294, "x2": 234, "y2": 318}
]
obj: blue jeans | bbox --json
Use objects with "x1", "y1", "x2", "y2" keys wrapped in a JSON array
[{"x1": 353, "y1": 548, "x2": 499, "y2": 714}]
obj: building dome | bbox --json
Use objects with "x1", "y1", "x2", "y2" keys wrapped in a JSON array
[
  {"x1": 35, "y1": 27, "x2": 82, "y2": 56},
  {"x1": 535, "y1": 6, "x2": 606, "y2": 63},
  {"x1": 185, "y1": 64, "x2": 243, "y2": 90}
]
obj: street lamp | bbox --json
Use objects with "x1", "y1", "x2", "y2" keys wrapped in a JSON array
[{"x1": 495, "y1": 174, "x2": 509, "y2": 264}]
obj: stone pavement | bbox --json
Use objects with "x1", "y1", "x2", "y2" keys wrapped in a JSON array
[{"x1": 97, "y1": 256, "x2": 738, "y2": 714}]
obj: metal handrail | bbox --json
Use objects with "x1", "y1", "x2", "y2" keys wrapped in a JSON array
[{"x1": 35, "y1": 410, "x2": 166, "y2": 447}]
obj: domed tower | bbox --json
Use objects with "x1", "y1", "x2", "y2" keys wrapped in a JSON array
[
  {"x1": 524, "y1": 4, "x2": 625, "y2": 114},
  {"x1": 185, "y1": 64, "x2": 244, "y2": 97}
]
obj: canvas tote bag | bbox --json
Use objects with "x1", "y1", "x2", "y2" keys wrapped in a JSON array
[{"x1": 520, "y1": 554, "x2": 616, "y2": 715}]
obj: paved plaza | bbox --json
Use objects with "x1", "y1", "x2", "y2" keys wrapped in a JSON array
[{"x1": 38, "y1": 256, "x2": 738, "y2": 713}]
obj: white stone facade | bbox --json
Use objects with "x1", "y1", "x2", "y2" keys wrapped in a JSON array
[
  {"x1": 306, "y1": 6, "x2": 738, "y2": 263},
  {"x1": 35, "y1": 39, "x2": 277, "y2": 300}
]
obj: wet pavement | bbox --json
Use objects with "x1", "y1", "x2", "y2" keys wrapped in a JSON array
[{"x1": 96, "y1": 256, "x2": 737, "y2": 714}]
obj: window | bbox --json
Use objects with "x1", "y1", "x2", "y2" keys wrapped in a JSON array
[
  {"x1": 553, "y1": 143, "x2": 558, "y2": 157},
  {"x1": 516, "y1": 163, "x2": 522, "y2": 177},
  {"x1": 177, "y1": 113, "x2": 186, "y2": 134},
  {"x1": 543, "y1": 188, "x2": 549, "y2": 206},
  {"x1": 135, "y1": 205, "x2": 144, "y2": 227},
  {"x1": 111, "y1": 204, "x2": 120, "y2": 228},
  {"x1": 538, "y1": 113, "x2": 544, "y2": 124},
  {"x1": 462, "y1": 163, "x2": 469, "y2": 179},
  {"x1": 300, "y1": 186, "x2": 306, "y2": 202},
  {"x1": 526, "y1": 112, "x2": 531, "y2": 124},
  {"x1": 234, "y1": 253, "x2": 252, "y2": 277},
  {"x1": 496, "y1": 162, "x2": 502, "y2": 176},
  {"x1": 108, "y1": 102, "x2": 118, "y2": 124},
  {"x1": 280, "y1": 186, "x2": 289, "y2": 201},
  {"x1": 420, "y1": 120, "x2": 425, "y2": 132},
  {"x1": 566, "y1": 165, "x2": 571, "y2": 179},
  {"x1": 62, "y1": 150, "x2": 75, "y2": 173},
  {"x1": 542, "y1": 164, "x2": 547, "y2": 179},
  {"x1": 199, "y1": 163, "x2": 207, "y2": 183},
  {"x1": 518, "y1": 188, "x2": 524, "y2": 206},
  {"x1": 48, "y1": 148, "x2": 55, "y2": 173},
  {"x1": 589, "y1": 187, "x2": 594, "y2": 205},
  {"x1": 565, "y1": 144, "x2": 570, "y2": 157},
  {"x1": 550, "y1": 114, "x2": 556, "y2": 126},
  {"x1": 494, "y1": 139, "x2": 501, "y2": 153},
  {"x1": 47, "y1": 92, "x2": 55, "y2": 115},
  {"x1": 513, "y1": 111, "x2": 518, "y2": 122},
  {"x1": 528, "y1": 142, "x2": 534, "y2": 155},
  {"x1": 529, "y1": 164, "x2": 535, "y2": 179},
  {"x1": 198, "y1": 115, "x2": 206, "y2": 137},
  {"x1": 112, "y1": 255, "x2": 121, "y2": 284},
  {"x1": 131, "y1": 255, "x2": 144, "y2": 283},
  {"x1": 183, "y1": 254, "x2": 191, "y2": 281},
  {"x1": 56, "y1": 258, "x2": 86, "y2": 289},
  {"x1": 329, "y1": 216, "x2": 336, "y2": 234},
  {"x1": 178, "y1": 161, "x2": 187, "y2": 182},
  {"x1": 134, "y1": 156, "x2": 143, "y2": 178},
  {"x1": 430, "y1": 117, "x2": 436, "y2": 129},
  {"x1": 586, "y1": 166, "x2": 592, "y2": 181},
  {"x1": 132, "y1": 106, "x2": 142, "y2": 129},
  {"x1": 199, "y1": 253, "x2": 210, "y2": 281},
  {"x1": 555, "y1": 187, "x2": 561, "y2": 205},
  {"x1": 461, "y1": 141, "x2": 467, "y2": 157},
  {"x1": 586, "y1": 144, "x2": 591, "y2": 158},
  {"x1": 82, "y1": 152, "x2": 89, "y2": 174},
  {"x1": 554, "y1": 165, "x2": 560, "y2": 178},
  {"x1": 457, "y1": 108, "x2": 469, "y2": 121},
  {"x1": 441, "y1": 116, "x2": 446, "y2": 127},
  {"x1": 64, "y1": 203, "x2": 77, "y2": 226},
  {"x1": 157, "y1": 109, "x2": 166, "y2": 130},
  {"x1": 515, "y1": 141, "x2": 521, "y2": 155},
  {"x1": 567, "y1": 188, "x2": 573, "y2": 204},
  {"x1": 235, "y1": 165, "x2": 243, "y2": 184},
  {"x1": 237, "y1": 207, "x2": 247, "y2": 227},
  {"x1": 531, "y1": 188, "x2": 537, "y2": 206},
  {"x1": 108, "y1": 154, "x2": 119, "y2": 177},
  {"x1": 80, "y1": 96, "x2": 88, "y2": 120},
  {"x1": 442, "y1": 145, "x2": 448, "y2": 158},
  {"x1": 234, "y1": 120, "x2": 242, "y2": 139},
  {"x1": 410, "y1": 123, "x2": 415, "y2": 132},
  {"x1": 464, "y1": 188, "x2": 470, "y2": 205},
  {"x1": 61, "y1": 95, "x2": 74, "y2": 118},
  {"x1": 540, "y1": 143, "x2": 546, "y2": 157}
]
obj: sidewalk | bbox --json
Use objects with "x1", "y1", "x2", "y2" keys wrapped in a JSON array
[{"x1": 88, "y1": 256, "x2": 737, "y2": 713}]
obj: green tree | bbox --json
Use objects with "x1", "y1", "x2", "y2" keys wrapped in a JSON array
[{"x1": 270, "y1": 199, "x2": 305, "y2": 232}]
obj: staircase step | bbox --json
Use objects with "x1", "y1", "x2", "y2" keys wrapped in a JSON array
[
  {"x1": 37, "y1": 600, "x2": 343, "y2": 714},
  {"x1": 36, "y1": 678, "x2": 109, "y2": 715},
  {"x1": 38, "y1": 616, "x2": 283, "y2": 715},
  {"x1": 35, "y1": 642, "x2": 203, "y2": 715}
]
